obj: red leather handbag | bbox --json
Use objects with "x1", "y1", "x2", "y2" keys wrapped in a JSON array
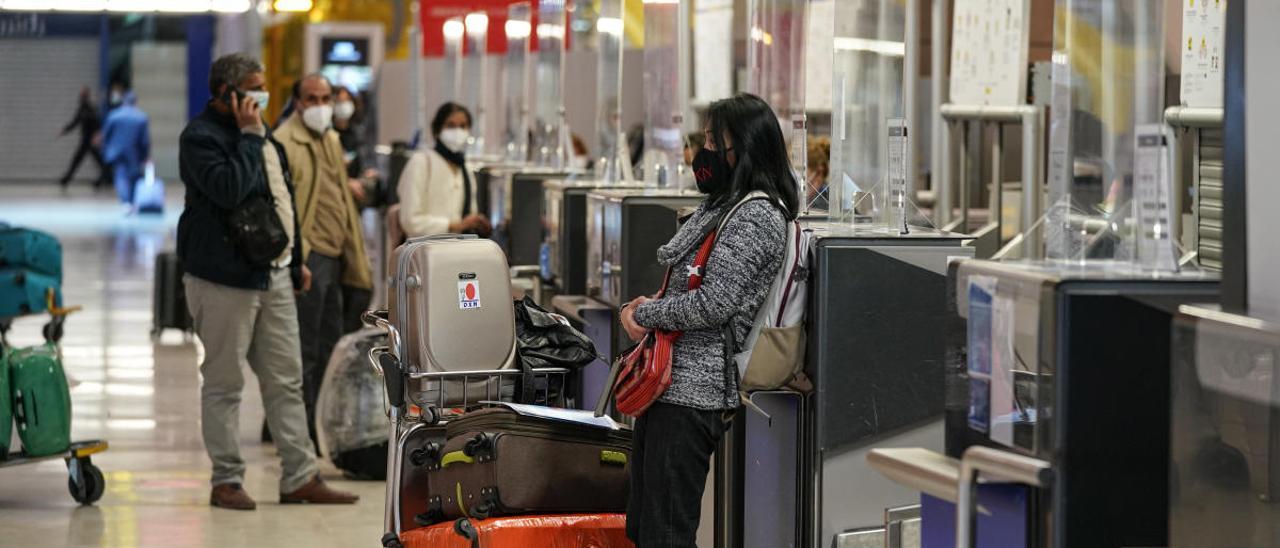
[{"x1": 611, "y1": 230, "x2": 718, "y2": 417}]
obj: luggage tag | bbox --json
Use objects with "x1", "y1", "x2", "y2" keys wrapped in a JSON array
[{"x1": 457, "y1": 273, "x2": 481, "y2": 309}]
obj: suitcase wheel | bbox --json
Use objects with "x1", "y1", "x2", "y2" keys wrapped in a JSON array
[
  {"x1": 462, "y1": 434, "x2": 496, "y2": 461},
  {"x1": 410, "y1": 442, "x2": 442, "y2": 468},
  {"x1": 380, "y1": 533, "x2": 403, "y2": 548},
  {"x1": 68, "y1": 459, "x2": 105, "y2": 505}
]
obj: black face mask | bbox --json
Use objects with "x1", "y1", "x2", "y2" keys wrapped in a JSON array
[{"x1": 691, "y1": 147, "x2": 734, "y2": 195}]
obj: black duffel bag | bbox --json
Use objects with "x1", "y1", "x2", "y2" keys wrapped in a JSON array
[{"x1": 512, "y1": 296, "x2": 601, "y2": 404}]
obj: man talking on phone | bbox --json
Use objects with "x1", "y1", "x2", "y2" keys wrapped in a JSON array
[{"x1": 177, "y1": 53, "x2": 358, "y2": 510}]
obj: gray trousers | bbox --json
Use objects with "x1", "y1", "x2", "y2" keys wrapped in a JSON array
[{"x1": 185, "y1": 269, "x2": 318, "y2": 493}]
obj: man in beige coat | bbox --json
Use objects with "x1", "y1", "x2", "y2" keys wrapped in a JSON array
[{"x1": 276, "y1": 74, "x2": 373, "y2": 445}]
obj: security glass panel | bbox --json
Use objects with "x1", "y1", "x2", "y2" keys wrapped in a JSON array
[
  {"x1": 442, "y1": 17, "x2": 464, "y2": 101},
  {"x1": 595, "y1": 0, "x2": 627, "y2": 183},
  {"x1": 747, "y1": 0, "x2": 808, "y2": 203},
  {"x1": 1045, "y1": 0, "x2": 1166, "y2": 262},
  {"x1": 829, "y1": 0, "x2": 906, "y2": 226},
  {"x1": 504, "y1": 3, "x2": 532, "y2": 163},
  {"x1": 462, "y1": 12, "x2": 489, "y2": 156},
  {"x1": 533, "y1": 0, "x2": 568, "y2": 167},
  {"x1": 641, "y1": 0, "x2": 685, "y2": 189}
]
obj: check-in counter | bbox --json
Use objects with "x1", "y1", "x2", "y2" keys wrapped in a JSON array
[{"x1": 542, "y1": 180, "x2": 643, "y2": 296}]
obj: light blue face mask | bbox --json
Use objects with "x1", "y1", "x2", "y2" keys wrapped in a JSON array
[{"x1": 243, "y1": 90, "x2": 270, "y2": 112}]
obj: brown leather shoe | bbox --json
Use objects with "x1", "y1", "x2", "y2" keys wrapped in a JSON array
[
  {"x1": 210, "y1": 483, "x2": 257, "y2": 510},
  {"x1": 279, "y1": 476, "x2": 359, "y2": 504}
]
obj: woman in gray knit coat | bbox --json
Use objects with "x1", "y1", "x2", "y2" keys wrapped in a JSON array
[{"x1": 620, "y1": 94, "x2": 799, "y2": 547}]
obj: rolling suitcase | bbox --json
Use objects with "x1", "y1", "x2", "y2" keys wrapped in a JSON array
[
  {"x1": 151, "y1": 251, "x2": 191, "y2": 339},
  {"x1": 400, "y1": 514, "x2": 632, "y2": 548},
  {"x1": 133, "y1": 162, "x2": 165, "y2": 214},
  {"x1": 0, "y1": 268, "x2": 61, "y2": 319},
  {"x1": 0, "y1": 225, "x2": 61, "y2": 280},
  {"x1": 7, "y1": 344, "x2": 71, "y2": 457},
  {"x1": 0, "y1": 355, "x2": 10, "y2": 459},
  {"x1": 387, "y1": 234, "x2": 518, "y2": 406},
  {"x1": 420, "y1": 405, "x2": 631, "y2": 524}
]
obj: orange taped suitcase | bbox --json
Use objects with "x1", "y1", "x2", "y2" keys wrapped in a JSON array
[{"x1": 400, "y1": 514, "x2": 632, "y2": 548}]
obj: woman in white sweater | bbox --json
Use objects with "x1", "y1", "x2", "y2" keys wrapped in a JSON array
[{"x1": 396, "y1": 102, "x2": 492, "y2": 237}]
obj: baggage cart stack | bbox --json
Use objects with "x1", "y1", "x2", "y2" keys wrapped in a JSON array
[
  {"x1": 364, "y1": 233, "x2": 630, "y2": 548},
  {"x1": 0, "y1": 224, "x2": 109, "y2": 505}
]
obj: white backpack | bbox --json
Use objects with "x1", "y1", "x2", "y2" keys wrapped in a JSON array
[{"x1": 719, "y1": 192, "x2": 813, "y2": 394}]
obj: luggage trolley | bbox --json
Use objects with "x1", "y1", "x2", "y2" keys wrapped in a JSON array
[
  {"x1": 362, "y1": 310, "x2": 569, "y2": 548},
  {"x1": 0, "y1": 292, "x2": 109, "y2": 505}
]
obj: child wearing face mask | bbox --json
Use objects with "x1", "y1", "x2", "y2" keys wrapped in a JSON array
[{"x1": 395, "y1": 102, "x2": 492, "y2": 239}]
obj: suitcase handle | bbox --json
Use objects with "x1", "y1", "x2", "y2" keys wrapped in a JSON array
[
  {"x1": 406, "y1": 233, "x2": 478, "y2": 244},
  {"x1": 440, "y1": 451, "x2": 474, "y2": 468}
]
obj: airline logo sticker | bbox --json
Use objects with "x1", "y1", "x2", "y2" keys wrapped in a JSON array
[{"x1": 458, "y1": 280, "x2": 481, "y2": 309}]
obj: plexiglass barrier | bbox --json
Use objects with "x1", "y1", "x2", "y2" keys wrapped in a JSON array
[
  {"x1": 641, "y1": 0, "x2": 685, "y2": 190},
  {"x1": 442, "y1": 17, "x2": 464, "y2": 102},
  {"x1": 504, "y1": 3, "x2": 532, "y2": 163},
  {"x1": 829, "y1": 0, "x2": 906, "y2": 227},
  {"x1": 462, "y1": 12, "x2": 489, "y2": 156},
  {"x1": 533, "y1": 0, "x2": 568, "y2": 168},
  {"x1": 747, "y1": 0, "x2": 808, "y2": 208},
  {"x1": 595, "y1": 0, "x2": 629, "y2": 183},
  {"x1": 1045, "y1": 0, "x2": 1167, "y2": 264}
]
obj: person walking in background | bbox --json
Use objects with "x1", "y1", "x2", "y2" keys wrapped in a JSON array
[
  {"x1": 178, "y1": 52, "x2": 357, "y2": 509},
  {"x1": 101, "y1": 91, "x2": 150, "y2": 211},
  {"x1": 275, "y1": 74, "x2": 374, "y2": 446},
  {"x1": 57, "y1": 86, "x2": 109, "y2": 191}
]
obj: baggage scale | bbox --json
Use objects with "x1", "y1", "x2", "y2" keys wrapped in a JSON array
[{"x1": 0, "y1": 292, "x2": 109, "y2": 505}]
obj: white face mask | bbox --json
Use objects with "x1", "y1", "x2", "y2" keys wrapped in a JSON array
[
  {"x1": 438, "y1": 127, "x2": 470, "y2": 153},
  {"x1": 244, "y1": 90, "x2": 270, "y2": 112},
  {"x1": 334, "y1": 100, "x2": 355, "y2": 122},
  {"x1": 302, "y1": 104, "x2": 333, "y2": 133}
]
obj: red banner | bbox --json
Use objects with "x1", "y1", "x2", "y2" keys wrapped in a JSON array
[{"x1": 421, "y1": 0, "x2": 536, "y2": 56}]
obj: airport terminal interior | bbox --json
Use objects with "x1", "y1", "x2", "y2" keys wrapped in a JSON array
[{"x1": 0, "y1": 0, "x2": 1277, "y2": 547}]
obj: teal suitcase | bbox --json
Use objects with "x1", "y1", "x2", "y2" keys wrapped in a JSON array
[
  {"x1": 0, "y1": 226, "x2": 61, "y2": 280},
  {"x1": 0, "y1": 268, "x2": 61, "y2": 319},
  {"x1": 8, "y1": 344, "x2": 71, "y2": 457}
]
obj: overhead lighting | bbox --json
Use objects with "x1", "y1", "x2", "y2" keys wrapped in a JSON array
[
  {"x1": 641, "y1": 0, "x2": 679, "y2": 4},
  {"x1": 536, "y1": 22, "x2": 564, "y2": 40},
  {"x1": 750, "y1": 26, "x2": 774, "y2": 46},
  {"x1": 465, "y1": 12, "x2": 489, "y2": 37},
  {"x1": 0, "y1": 0, "x2": 250, "y2": 11},
  {"x1": 442, "y1": 18, "x2": 466, "y2": 41},
  {"x1": 833, "y1": 37, "x2": 905, "y2": 57},
  {"x1": 505, "y1": 19, "x2": 531, "y2": 40},
  {"x1": 596, "y1": 16, "x2": 623, "y2": 36},
  {"x1": 272, "y1": 0, "x2": 311, "y2": 12}
]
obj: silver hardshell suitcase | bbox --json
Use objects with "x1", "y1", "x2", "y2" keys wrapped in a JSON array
[{"x1": 387, "y1": 234, "x2": 518, "y2": 406}]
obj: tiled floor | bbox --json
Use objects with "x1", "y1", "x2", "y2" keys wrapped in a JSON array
[{"x1": 0, "y1": 183, "x2": 385, "y2": 547}]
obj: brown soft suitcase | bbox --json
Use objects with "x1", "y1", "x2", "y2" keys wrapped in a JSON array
[
  {"x1": 387, "y1": 234, "x2": 518, "y2": 406},
  {"x1": 418, "y1": 406, "x2": 632, "y2": 524}
]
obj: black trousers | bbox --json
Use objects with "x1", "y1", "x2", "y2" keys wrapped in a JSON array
[
  {"x1": 626, "y1": 401, "x2": 726, "y2": 548},
  {"x1": 296, "y1": 252, "x2": 345, "y2": 447},
  {"x1": 60, "y1": 136, "x2": 107, "y2": 186}
]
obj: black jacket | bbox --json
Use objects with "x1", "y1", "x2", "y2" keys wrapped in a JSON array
[{"x1": 177, "y1": 105, "x2": 303, "y2": 290}]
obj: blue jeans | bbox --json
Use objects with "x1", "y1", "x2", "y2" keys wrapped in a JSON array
[
  {"x1": 626, "y1": 401, "x2": 727, "y2": 548},
  {"x1": 112, "y1": 163, "x2": 137, "y2": 205}
]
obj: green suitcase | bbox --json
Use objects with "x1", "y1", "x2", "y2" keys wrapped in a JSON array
[
  {"x1": 0, "y1": 354, "x2": 10, "y2": 460},
  {"x1": 8, "y1": 344, "x2": 71, "y2": 457}
]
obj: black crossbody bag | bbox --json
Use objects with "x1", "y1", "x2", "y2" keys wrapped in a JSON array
[{"x1": 227, "y1": 193, "x2": 289, "y2": 268}]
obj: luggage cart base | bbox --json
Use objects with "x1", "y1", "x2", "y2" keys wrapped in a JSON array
[{"x1": 0, "y1": 440, "x2": 109, "y2": 505}]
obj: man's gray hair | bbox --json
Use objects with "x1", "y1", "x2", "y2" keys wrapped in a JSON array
[{"x1": 209, "y1": 53, "x2": 264, "y2": 96}]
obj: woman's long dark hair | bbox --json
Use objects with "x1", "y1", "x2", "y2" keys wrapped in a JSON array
[
  {"x1": 431, "y1": 101, "x2": 473, "y2": 138},
  {"x1": 703, "y1": 94, "x2": 800, "y2": 220}
]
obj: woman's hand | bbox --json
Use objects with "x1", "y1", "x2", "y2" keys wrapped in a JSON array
[
  {"x1": 621, "y1": 297, "x2": 651, "y2": 342},
  {"x1": 448, "y1": 214, "x2": 492, "y2": 235}
]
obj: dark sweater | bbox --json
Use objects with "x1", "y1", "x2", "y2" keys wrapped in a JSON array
[
  {"x1": 633, "y1": 198, "x2": 786, "y2": 410},
  {"x1": 177, "y1": 106, "x2": 303, "y2": 290}
]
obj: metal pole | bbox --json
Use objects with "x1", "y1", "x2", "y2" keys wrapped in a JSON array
[
  {"x1": 992, "y1": 124, "x2": 1003, "y2": 247},
  {"x1": 1021, "y1": 105, "x2": 1044, "y2": 259},
  {"x1": 903, "y1": 0, "x2": 920, "y2": 197},
  {"x1": 932, "y1": 0, "x2": 951, "y2": 225},
  {"x1": 409, "y1": 0, "x2": 424, "y2": 142},
  {"x1": 958, "y1": 121, "x2": 969, "y2": 231}
]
